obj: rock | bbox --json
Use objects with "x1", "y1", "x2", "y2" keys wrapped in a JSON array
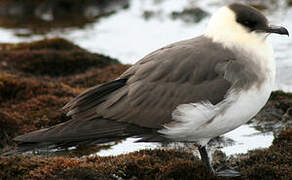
[
  {"x1": 142, "y1": 10, "x2": 156, "y2": 20},
  {"x1": 171, "y1": 7, "x2": 209, "y2": 23}
]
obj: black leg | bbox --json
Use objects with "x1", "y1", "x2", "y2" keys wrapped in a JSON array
[
  {"x1": 198, "y1": 145, "x2": 241, "y2": 177},
  {"x1": 198, "y1": 145, "x2": 215, "y2": 174}
]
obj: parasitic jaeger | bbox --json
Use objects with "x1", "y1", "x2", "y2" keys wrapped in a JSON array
[{"x1": 11, "y1": 3, "x2": 289, "y2": 176}]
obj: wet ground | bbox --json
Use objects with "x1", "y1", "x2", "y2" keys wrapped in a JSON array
[
  {"x1": 1, "y1": 130, "x2": 291, "y2": 179},
  {"x1": 0, "y1": 0, "x2": 291, "y2": 179}
]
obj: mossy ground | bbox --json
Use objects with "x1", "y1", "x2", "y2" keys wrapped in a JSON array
[
  {"x1": 0, "y1": 130, "x2": 291, "y2": 180},
  {"x1": 0, "y1": 38, "x2": 120, "y2": 77},
  {"x1": 0, "y1": 38, "x2": 291, "y2": 179},
  {"x1": 0, "y1": 38, "x2": 129, "y2": 151}
]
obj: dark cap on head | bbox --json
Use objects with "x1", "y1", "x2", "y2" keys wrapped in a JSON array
[{"x1": 229, "y1": 3, "x2": 289, "y2": 36}]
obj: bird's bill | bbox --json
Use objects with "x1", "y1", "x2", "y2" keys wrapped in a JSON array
[{"x1": 264, "y1": 25, "x2": 289, "y2": 36}]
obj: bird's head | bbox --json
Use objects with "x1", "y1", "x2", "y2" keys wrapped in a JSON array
[{"x1": 205, "y1": 3, "x2": 289, "y2": 48}]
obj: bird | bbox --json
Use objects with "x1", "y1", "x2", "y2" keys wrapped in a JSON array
[{"x1": 11, "y1": 3, "x2": 288, "y2": 176}]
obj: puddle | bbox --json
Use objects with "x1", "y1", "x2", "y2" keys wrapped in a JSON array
[
  {"x1": 96, "y1": 138, "x2": 159, "y2": 157},
  {"x1": 220, "y1": 124, "x2": 274, "y2": 156}
]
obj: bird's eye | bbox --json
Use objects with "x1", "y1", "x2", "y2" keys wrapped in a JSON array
[{"x1": 240, "y1": 19, "x2": 256, "y2": 29}]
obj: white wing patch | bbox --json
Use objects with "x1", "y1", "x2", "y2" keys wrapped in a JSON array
[{"x1": 159, "y1": 101, "x2": 220, "y2": 141}]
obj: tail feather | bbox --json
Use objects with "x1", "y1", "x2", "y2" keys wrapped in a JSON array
[
  {"x1": 12, "y1": 117, "x2": 153, "y2": 154},
  {"x1": 5, "y1": 78, "x2": 166, "y2": 155}
]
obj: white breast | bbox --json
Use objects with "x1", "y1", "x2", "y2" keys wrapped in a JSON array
[
  {"x1": 196, "y1": 81, "x2": 273, "y2": 142},
  {"x1": 159, "y1": 77, "x2": 274, "y2": 146}
]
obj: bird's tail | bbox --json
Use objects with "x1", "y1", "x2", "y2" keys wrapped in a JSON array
[{"x1": 6, "y1": 116, "x2": 151, "y2": 155}]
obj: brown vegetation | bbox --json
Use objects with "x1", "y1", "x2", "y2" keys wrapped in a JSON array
[
  {"x1": 0, "y1": 38, "x2": 119, "y2": 77},
  {"x1": 0, "y1": 130, "x2": 290, "y2": 180},
  {"x1": 0, "y1": 38, "x2": 129, "y2": 151}
]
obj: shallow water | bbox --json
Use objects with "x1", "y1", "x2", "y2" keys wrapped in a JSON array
[
  {"x1": 0, "y1": 0, "x2": 291, "y2": 156},
  {"x1": 95, "y1": 123, "x2": 274, "y2": 157}
]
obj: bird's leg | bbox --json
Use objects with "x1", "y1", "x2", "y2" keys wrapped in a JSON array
[
  {"x1": 199, "y1": 145, "x2": 241, "y2": 177},
  {"x1": 198, "y1": 145, "x2": 215, "y2": 174}
]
